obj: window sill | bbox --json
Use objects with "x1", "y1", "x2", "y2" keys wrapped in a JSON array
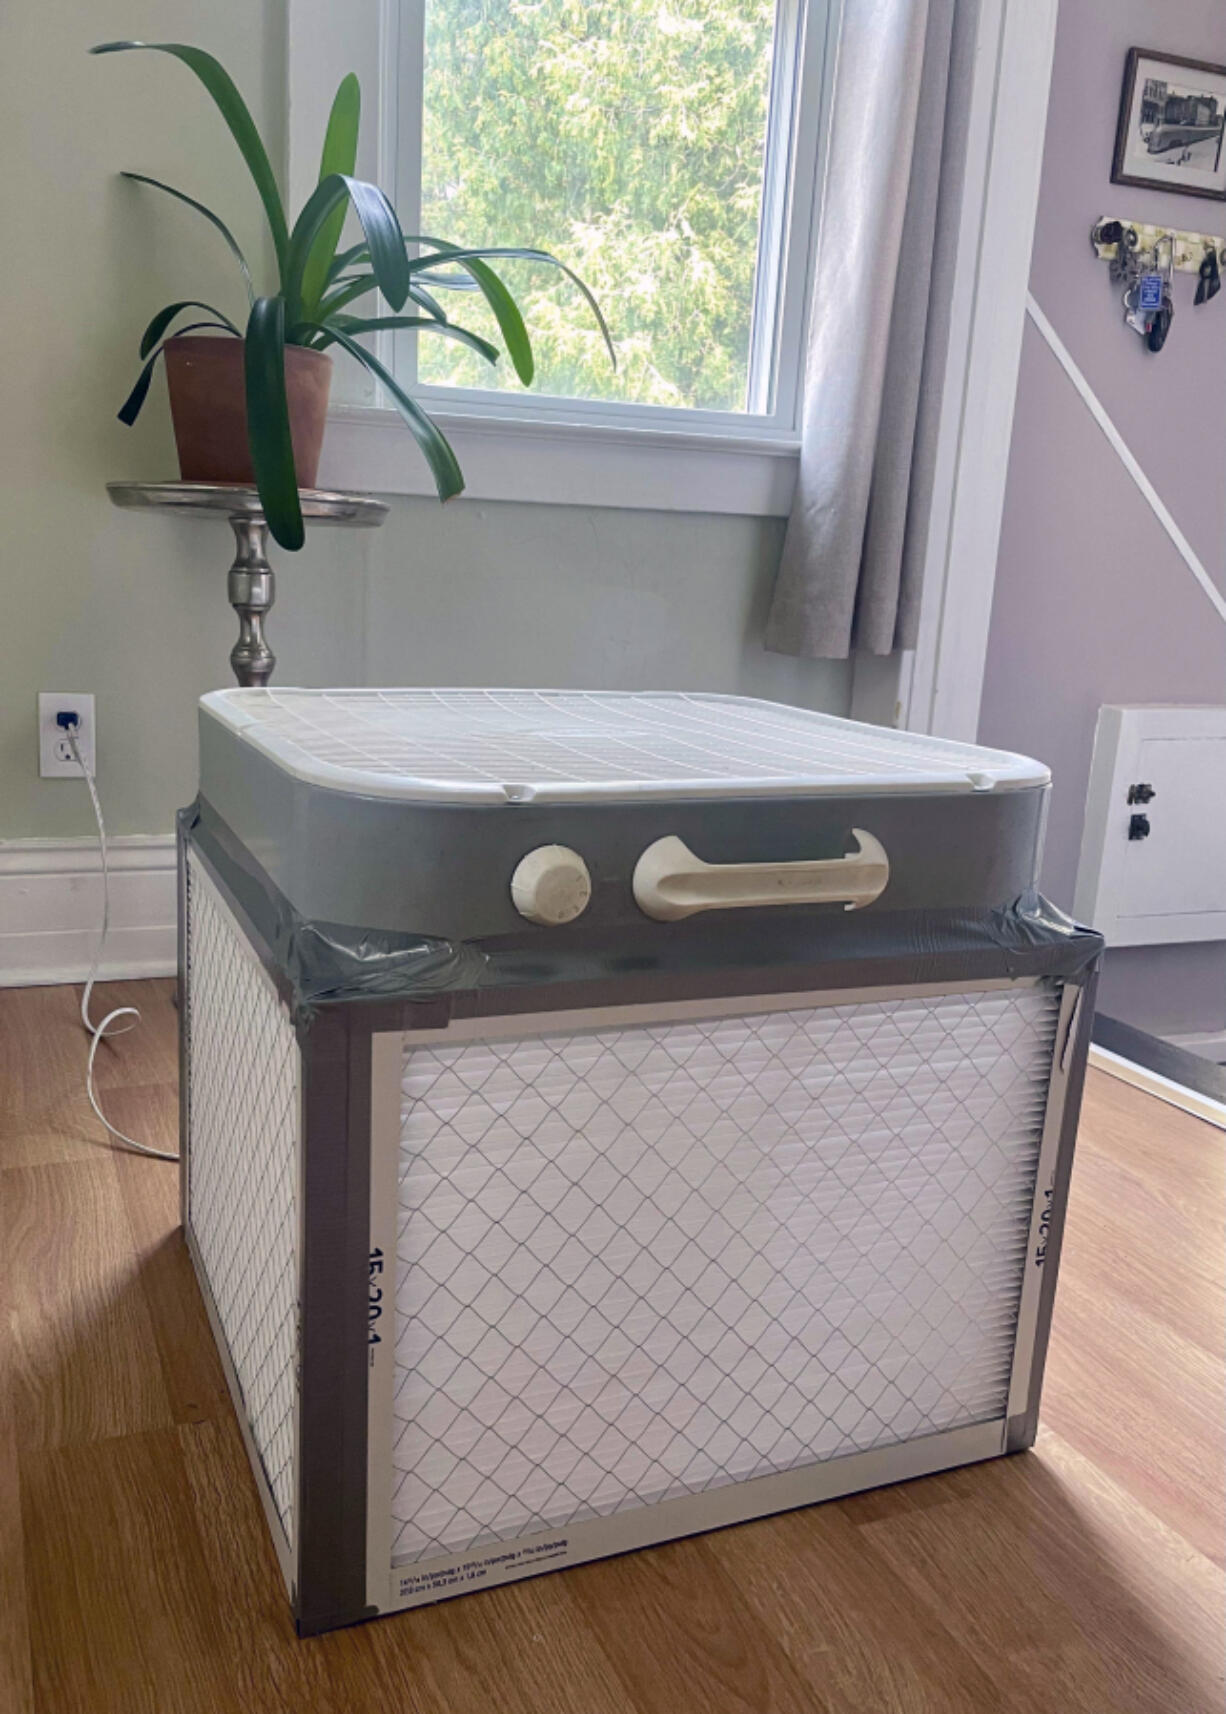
[{"x1": 316, "y1": 404, "x2": 800, "y2": 517}]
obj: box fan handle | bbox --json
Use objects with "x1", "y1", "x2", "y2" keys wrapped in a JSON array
[{"x1": 633, "y1": 830, "x2": 890, "y2": 922}]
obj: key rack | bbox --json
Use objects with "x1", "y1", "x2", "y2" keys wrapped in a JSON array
[
  {"x1": 1091, "y1": 216, "x2": 1225, "y2": 274},
  {"x1": 1090, "y1": 216, "x2": 1223, "y2": 352}
]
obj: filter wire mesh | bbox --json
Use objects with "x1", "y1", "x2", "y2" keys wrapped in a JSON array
[
  {"x1": 186, "y1": 855, "x2": 300, "y2": 1545},
  {"x1": 391, "y1": 987, "x2": 1059, "y2": 1565}
]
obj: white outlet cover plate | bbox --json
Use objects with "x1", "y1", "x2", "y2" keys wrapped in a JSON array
[{"x1": 38, "y1": 692, "x2": 96, "y2": 779}]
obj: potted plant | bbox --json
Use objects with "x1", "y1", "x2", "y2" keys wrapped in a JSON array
[{"x1": 93, "y1": 40, "x2": 613, "y2": 550}]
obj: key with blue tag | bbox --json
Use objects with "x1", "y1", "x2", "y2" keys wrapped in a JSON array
[
  {"x1": 1123, "y1": 277, "x2": 1153, "y2": 337},
  {"x1": 1138, "y1": 273, "x2": 1163, "y2": 313},
  {"x1": 1145, "y1": 236, "x2": 1175, "y2": 353}
]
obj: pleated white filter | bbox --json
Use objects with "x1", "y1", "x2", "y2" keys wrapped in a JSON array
[
  {"x1": 186, "y1": 856, "x2": 301, "y2": 1544},
  {"x1": 390, "y1": 986, "x2": 1060, "y2": 1566}
]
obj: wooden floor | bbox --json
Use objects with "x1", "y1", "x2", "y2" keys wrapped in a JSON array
[{"x1": 1, "y1": 980, "x2": 1222, "y2": 1714}]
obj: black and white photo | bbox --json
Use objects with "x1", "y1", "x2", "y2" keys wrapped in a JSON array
[{"x1": 1112, "y1": 47, "x2": 1226, "y2": 200}]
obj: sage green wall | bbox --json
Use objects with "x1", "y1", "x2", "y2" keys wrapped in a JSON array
[
  {"x1": 363, "y1": 503, "x2": 849, "y2": 710},
  {"x1": 0, "y1": 0, "x2": 364, "y2": 840},
  {"x1": 0, "y1": 1, "x2": 846, "y2": 841}
]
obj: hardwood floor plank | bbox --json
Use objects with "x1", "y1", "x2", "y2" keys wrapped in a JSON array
[
  {"x1": 1078, "y1": 1067, "x2": 1224, "y2": 1213},
  {"x1": 179, "y1": 1417, "x2": 339, "y2": 1714},
  {"x1": 564, "y1": 1535, "x2": 835, "y2": 1714},
  {"x1": 858, "y1": 1433, "x2": 1224, "y2": 1714},
  {"x1": 1042, "y1": 1077, "x2": 1225, "y2": 1569},
  {"x1": 1050, "y1": 1182, "x2": 1220, "y2": 1359},
  {"x1": 1031, "y1": 1428, "x2": 1224, "y2": 1692},
  {"x1": 0, "y1": 988, "x2": 92, "y2": 1131},
  {"x1": 2, "y1": 1160, "x2": 174, "y2": 1451},
  {"x1": 709, "y1": 1501, "x2": 1011, "y2": 1713},
  {"x1": 0, "y1": 1115, "x2": 35, "y2": 1714},
  {"x1": 1068, "y1": 1072, "x2": 1224, "y2": 1354},
  {"x1": 0, "y1": 1394, "x2": 34, "y2": 1714},
  {"x1": 81, "y1": 982, "x2": 180, "y2": 1094},
  {"x1": 1042, "y1": 1277, "x2": 1225, "y2": 1567},
  {"x1": 113, "y1": 1154, "x2": 228, "y2": 1428},
  {"x1": 20, "y1": 1427, "x2": 241, "y2": 1714},
  {"x1": 466, "y1": 1574, "x2": 641, "y2": 1714},
  {"x1": 317, "y1": 1572, "x2": 639, "y2": 1714},
  {"x1": 91, "y1": 1079, "x2": 179, "y2": 1162},
  {"x1": 0, "y1": 1099, "x2": 105, "y2": 1172},
  {"x1": 0, "y1": 981, "x2": 177, "y2": 1171}
]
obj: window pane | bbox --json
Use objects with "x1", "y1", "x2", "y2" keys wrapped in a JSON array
[{"x1": 418, "y1": 0, "x2": 779, "y2": 412}]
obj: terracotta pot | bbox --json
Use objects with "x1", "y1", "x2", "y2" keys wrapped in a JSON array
[{"x1": 163, "y1": 334, "x2": 333, "y2": 489}]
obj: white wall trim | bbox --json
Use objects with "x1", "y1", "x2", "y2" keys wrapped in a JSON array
[
  {"x1": 1165, "y1": 1029, "x2": 1226, "y2": 1061},
  {"x1": 900, "y1": 0, "x2": 1059, "y2": 743},
  {"x1": 1089, "y1": 1044, "x2": 1226, "y2": 1130},
  {"x1": 0, "y1": 836, "x2": 176, "y2": 988},
  {"x1": 319, "y1": 404, "x2": 800, "y2": 516},
  {"x1": 1025, "y1": 293, "x2": 1226, "y2": 628}
]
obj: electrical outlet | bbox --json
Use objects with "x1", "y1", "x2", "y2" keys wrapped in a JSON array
[{"x1": 38, "y1": 693, "x2": 96, "y2": 779}]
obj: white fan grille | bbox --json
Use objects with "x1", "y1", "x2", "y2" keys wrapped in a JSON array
[
  {"x1": 185, "y1": 855, "x2": 300, "y2": 1545},
  {"x1": 206, "y1": 687, "x2": 1045, "y2": 801},
  {"x1": 390, "y1": 987, "x2": 1059, "y2": 1566}
]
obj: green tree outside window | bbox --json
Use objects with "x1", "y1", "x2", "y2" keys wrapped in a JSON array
[{"x1": 419, "y1": 0, "x2": 777, "y2": 411}]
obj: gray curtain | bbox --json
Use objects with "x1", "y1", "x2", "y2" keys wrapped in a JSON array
[{"x1": 765, "y1": 0, "x2": 972, "y2": 660}]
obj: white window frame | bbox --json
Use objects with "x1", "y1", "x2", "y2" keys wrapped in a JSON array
[
  {"x1": 290, "y1": 0, "x2": 841, "y2": 513},
  {"x1": 388, "y1": 0, "x2": 828, "y2": 437},
  {"x1": 289, "y1": 0, "x2": 1061, "y2": 758}
]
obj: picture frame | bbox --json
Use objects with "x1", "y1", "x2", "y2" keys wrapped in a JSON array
[{"x1": 1112, "y1": 47, "x2": 1226, "y2": 201}]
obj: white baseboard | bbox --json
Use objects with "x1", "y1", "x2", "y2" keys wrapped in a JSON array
[
  {"x1": 1164, "y1": 1030, "x2": 1226, "y2": 1062},
  {"x1": 1088, "y1": 1044, "x2": 1226, "y2": 1131},
  {"x1": 0, "y1": 835, "x2": 176, "y2": 988}
]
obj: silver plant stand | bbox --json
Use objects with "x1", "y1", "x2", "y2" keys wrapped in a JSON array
[{"x1": 107, "y1": 482, "x2": 389, "y2": 687}]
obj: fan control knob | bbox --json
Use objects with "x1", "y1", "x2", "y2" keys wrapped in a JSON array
[{"x1": 510, "y1": 845, "x2": 592, "y2": 925}]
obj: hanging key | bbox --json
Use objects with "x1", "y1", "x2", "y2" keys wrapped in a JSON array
[
  {"x1": 1138, "y1": 270, "x2": 1164, "y2": 316},
  {"x1": 1124, "y1": 276, "x2": 1154, "y2": 337},
  {"x1": 1195, "y1": 246, "x2": 1221, "y2": 306},
  {"x1": 1147, "y1": 288, "x2": 1173, "y2": 352},
  {"x1": 1105, "y1": 222, "x2": 1137, "y2": 286},
  {"x1": 1146, "y1": 236, "x2": 1175, "y2": 352}
]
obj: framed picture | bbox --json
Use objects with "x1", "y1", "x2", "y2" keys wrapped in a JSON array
[{"x1": 1112, "y1": 48, "x2": 1226, "y2": 201}]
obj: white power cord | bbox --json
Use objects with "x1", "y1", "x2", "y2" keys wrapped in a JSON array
[{"x1": 65, "y1": 722, "x2": 179, "y2": 1162}]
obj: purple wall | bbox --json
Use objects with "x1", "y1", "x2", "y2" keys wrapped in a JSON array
[{"x1": 979, "y1": 0, "x2": 1226, "y2": 1038}]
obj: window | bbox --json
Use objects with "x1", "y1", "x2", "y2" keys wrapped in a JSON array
[{"x1": 388, "y1": 0, "x2": 832, "y2": 438}]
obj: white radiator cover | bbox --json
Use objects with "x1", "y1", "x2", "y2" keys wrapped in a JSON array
[
  {"x1": 1074, "y1": 703, "x2": 1226, "y2": 946},
  {"x1": 389, "y1": 988, "x2": 1060, "y2": 1567}
]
